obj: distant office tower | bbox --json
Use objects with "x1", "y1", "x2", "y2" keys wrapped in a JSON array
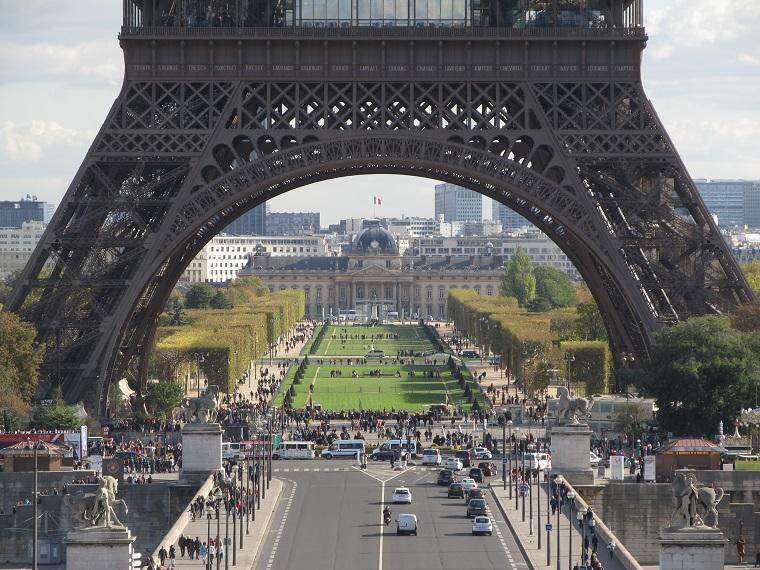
[
  {"x1": 694, "y1": 180, "x2": 760, "y2": 229},
  {"x1": 0, "y1": 221, "x2": 49, "y2": 280},
  {"x1": 265, "y1": 212, "x2": 321, "y2": 235},
  {"x1": 434, "y1": 183, "x2": 482, "y2": 222},
  {"x1": 224, "y1": 202, "x2": 266, "y2": 235},
  {"x1": 492, "y1": 201, "x2": 531, "y2": 231},
  {"x1": 0, "y1": 197, "x2": 55, "y2": 228}
]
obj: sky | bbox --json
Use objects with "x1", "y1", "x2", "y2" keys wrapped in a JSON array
[{"x1": 0, "y1": 1, "x2": 759, "y2": 226}]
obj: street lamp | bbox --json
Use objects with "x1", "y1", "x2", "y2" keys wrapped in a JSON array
[
  {"x1": 503, "y1": 418, "x2": 511, "y2": 492},
  {"x1": 566, "y1": 490, "x2": 576, "y2": 570},
  {"x1": 514, "y1": 428, "x2": 520, "y2": 510},
  {"x1": 214, "y1": 488, "x2": 223, "y2": 570},
  {"x1": 564, "y1": 352, "x2": 575, "y2": 393},
  {"x1": 555, "y1": 475, "x2": 564, "y2": 570},
  {"x1": 194, "y1": 353, "x2": 206, "y2": 397},
  {"x1": 206, "y1": 505, "x2": 213, "y2": 570},
  {"x1": 25, "y1": 439, "x2": 44, "y2": 570},
  {"x1": 578, "y1": 506, "x2": 588, "y2": 568}
]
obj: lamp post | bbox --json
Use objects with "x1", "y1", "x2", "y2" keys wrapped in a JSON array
[
  {"x1": 514, "y1": 428, "x2": 520, "y2": 510},
  {"x1": 225, "y1": 503, "x2": 230, "y2": 570},
  {"x1": 214, "y1": 488, "x2": 223, "y2": 570},
  {"x1": 521, "y1": 434, "x2": 527, "y2": 523},
  {"x1": 578, "y1": 506, "x2": 588, "y2": 568},
  {"x1": 206, "y1": 507, "x2": 213, "y2": 570},
  {"x1": 239, "y1": 466, "x2": 244, "y2": 549},
  {"x1": 564, "y1": 352, "x2": 575, "y2": 393},
  {"x1": 507, "y1": 420, "x2": 513, "y2": 497},
  {"x1": 537, "y1": 459, "x2": 541, "y2": 549},
  {"x1": 566, "y1": 490, "x2": 576, "y2": 570},
  {"x1": 194, "y1": 353, "x2": 206, "y2": 397},
  {"x1": 502, "y1": 418, "x2": 509, "y2": 491},
  {"x1": 25, "y1": 439, "x2": 43, "y2": 570},
  {"x1": 555, "y1": 475, "x2": 564, "y2": 570}
]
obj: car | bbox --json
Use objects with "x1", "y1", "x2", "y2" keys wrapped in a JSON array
[
  {"x1": 473, "y1": 447, "x2": 493, "y2": 460},
  {"x1": 447, "y1": 482, "x2": 464, "y2": 498},
  {"x1": 396, "y1": 513, "x2": 418, "y2": 536},
  {"x1": 467, "y1": 498, "x2": 488, "y2": 518},
  {"x1": 455, "y1": 449, "x2": 474, "y2": 467},
  {"x1": 437, "y1": 469, "x2": 456, "y2": 486},
  {"x1": 371, "y1": 447, "x2": 399, "y2": 461},
  {"x1": 460, "y1": 477, "x2": 478, "y2": 493},
  {"x1": 465, "y1": 488, "x2": 486, "y2": 503},
  {"x1": 478, "y1": 461, "x2": 497, "y2": 476},
  {"x1": 472, "y1": 515, "x2": 493, "y2": 536},
  {"x1": 446, "y1": 457, "x2": 464, "y2": 471},
  {"x1": 468, "y1": 468, "x2": 484, "y2": 484},
  {"x1": 421, "y1": 448, "x2": 442, "y2": 466},
  {"x1": 590, "y1": 451, "x2": 602, "y2": 467},
  {"x1": 461, "y1": 350, "x2": 480, "y2": 358},
  {"x1": 392, "y1": 487, "x2": 412, "y2": 504}
]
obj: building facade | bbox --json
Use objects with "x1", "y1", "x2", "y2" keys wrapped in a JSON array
[
  {"x1": 240, "y1": 223, "x2": 505, "y2": 320},
  {"x1": 181, "y1": 234, "x2": 330, "y2": 283},
  {"x1": 224, "y1": 202, "x2": 267, "y2": 235},
  {"x1": 0, "y1": 198, "x2": 54, "y2": 229},
  {"x1": 434, "y1": 183, "x2": 482, "y2": 222},
  {"x1": 493, "y1": 201, "x2": 531, "y2": 231},
  {"x1": 0, "y1": 221, "x2": 48, "y2": 280},
  {"x1": 265, "y1": 211, "x2": 321, "y2": 235},
  {"x1": 694, "y1": 180, "x2": 760, "y2": 229}
]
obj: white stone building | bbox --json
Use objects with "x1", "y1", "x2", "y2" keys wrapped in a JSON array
[{"x1": 0, "y1": 221, "x2": 47, "y2": 280}]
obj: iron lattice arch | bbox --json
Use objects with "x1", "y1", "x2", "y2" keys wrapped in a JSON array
[{"x1": 5, "y1": 30, "x2": 755, "y2": 414}]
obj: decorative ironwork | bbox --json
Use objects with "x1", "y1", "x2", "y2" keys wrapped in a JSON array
[{"x1": 4, "y1": 5, "x2": 754, "y2": 414}]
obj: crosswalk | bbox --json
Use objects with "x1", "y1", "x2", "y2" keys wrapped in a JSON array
[{"x1": 271, "y1": 465, "x2": 445, "y2": 473}]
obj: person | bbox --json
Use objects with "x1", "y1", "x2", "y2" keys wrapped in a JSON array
[
  {"x1": 607, "y1": 540, "x2": 616, "y2": 559},
  {"x1": 383, "y1": 505, "x2": 391, "y2": 522},
  {"x1": 158, "y1": 545, "x2": 167, "y2": 567},
  {"x1": 168, "y1": 545, "x2": 176, "y2": 568},
  {"x1": 178, "y1": 534, "x2": 186, "y2": 557},
  {"x1": 592, "y1": 533, "x2": 599, "y2": 554},
  {"x1": 199, "y1": 542, "x2": 208, "y2": 565},
  {"x1": 754, "y1": 549, "x2": 760, "y2": 567}
]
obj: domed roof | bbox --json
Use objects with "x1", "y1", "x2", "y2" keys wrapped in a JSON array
[{"x1": 352, "y1": 225, "x2": 398, "y2": 255}]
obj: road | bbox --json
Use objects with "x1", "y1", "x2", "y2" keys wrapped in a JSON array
[{"x1": 253, "y1": 460, "x2": 529, "y2": 570}]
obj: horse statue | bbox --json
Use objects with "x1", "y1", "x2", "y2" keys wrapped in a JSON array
[
  {"x1": 555, "y1": 386, "x2": 593, "y2": 424},
  {"x1": 182, "y1": 384, "x2": 220, "y2": 423},
  {"x1": 669, "y1": 471, "x2": 724, "y2": 529},
  {"x1": 65, "y1": 475, "x2": 129, "y2": 528}
]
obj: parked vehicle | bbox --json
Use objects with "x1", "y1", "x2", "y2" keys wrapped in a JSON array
[
  {"x1": 365, "y1": 349, "x2": 385, "y2": 358},
  {"x1": 461, "y1": 350, "x2": 480, "y2": 358}
]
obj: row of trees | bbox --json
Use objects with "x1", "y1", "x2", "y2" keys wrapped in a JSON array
[
  {"x1": 145, "y1": 277, "x2": 305, "y2": 417},
  {"x1": 447, "y1": 288, "x2": 611, "y2": 396},
  {"x1": 501, "y1": 246, "x2": 577, "y2": 310}
]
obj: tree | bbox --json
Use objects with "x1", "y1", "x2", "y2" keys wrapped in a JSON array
[
  {"x1": 31, "y1": 387, "x2": 81, "y2": 431},
  {"x1": 731, "y1": 303, "x2": 760, "y2": 332},
  {"x1": 185, "y1": 283, "x2": 216, "y2": 309},
  {"x1": 0, "y1": 312, "x2": 44, "y2": 401},
  {"x1": 144, "y1": 379, "x2": 185, "y2": 420},
  {"x1": 743, "y1": 261, "x2": 760, "y2": 295},
  {"x1": 614, "y1": 402, "x2": 651, "y2": 443},
  {"x1": 636, "y1": 316, "x2": 760, "y2": 437},
  {"x1": 575, "y1": 302, "x2": 607, "y2": 341},
  {"x1": 210, "y1": 290, "x2": 233, "y2": 310},
  {"x1": 501, "y1": 245, "x2": 536, "y2": 307},
  {"x1": 534, "y1": 266, "x2": 577, "y2": 308},
  {"x1": 0, "y1": 365, "x2": 31, "y2": 430}
]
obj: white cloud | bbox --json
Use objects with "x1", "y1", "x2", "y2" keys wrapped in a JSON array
[
  {"x1": 0, "y1": 121, "x2": 95, "y2": 163},
  {"x1": 0, "y1": 41, "x2": 122, "y2": 86},
  {"x1": 738, "y1": 53, "x2": 760, "y2": 66}
]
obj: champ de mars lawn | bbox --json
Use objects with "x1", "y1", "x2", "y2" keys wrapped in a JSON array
[
  {"x1": 278, "y1": 364, "x2": 475, "y2": 412},
  {"x1": 313, "y1": 324, "x2": 439, "y2": 356}
]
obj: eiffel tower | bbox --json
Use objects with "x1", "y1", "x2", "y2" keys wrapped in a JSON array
[{"x1": 5, "y1": 0, "x2": 754, "y2": 413}]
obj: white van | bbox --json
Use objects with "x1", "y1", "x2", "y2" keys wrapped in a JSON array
[
  {"x1": 421, "y1": 448, "x2": 441, "y2": 466},
  {"x1": 272, "y1": 441, "x2": 315, "y2": 460},
  {"x1": 321, "y1": 439, "x2": 366, "y2": 459},
  {"x1": 523, "y1": 452, "x2": 551, "y2": 471},
  {"x1": 222, "y1": 442, "x2": 244, "y2": 460},
  {"x1": 365, "y1": 349, "x2": 385, "y2": 358},
  {"x1": 396, "y1": 513, "x2": 418, "y2": 536}
]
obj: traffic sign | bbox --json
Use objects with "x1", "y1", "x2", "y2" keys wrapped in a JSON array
[
  {"x1": 545, "y1": 523, "x2": 553, "y2": 531},
  {"x1": 520, "y1": 484, "x2": 529, "y2": 494},
  {"x1": 502, "y1": 458, "x2": 508, "y2": 464}
]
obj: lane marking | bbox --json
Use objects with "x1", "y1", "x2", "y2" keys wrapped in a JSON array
[
  {"x1": 379, "y1": 479, "x2": 386, "y2": 570},
  {"x1": 265, "y1": 479, "x2": 297, "y2": 570}
]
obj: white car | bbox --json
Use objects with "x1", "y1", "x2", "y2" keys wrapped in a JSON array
[
  {"x1": 472, "y1": 515, "x2": 493, "y2": 536},
  {"x1": 397, "y1": 513, "x2": 418, "y2": 536},
  {"x1": 446, "y1": 457, "x2": 464, "y2": 471},
  {"x1": 590, "y1": 452, "x2": 602, "y2": 467},
  {"x1": 421, "y1": 449, "x2": 442, "y2": 466},
  {"x1": 473, "y1": 447, "x2": 492, "y2": 460},
  {"x1": 392, "y1": 487, "x2": 412, "y2": 504},
  {"x1": 460, "y1": 477, "x2": 478, "y2": 493}
]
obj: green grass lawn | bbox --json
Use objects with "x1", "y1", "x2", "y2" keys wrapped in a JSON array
[
  {"x1": 314, "y1": 324, "x2": 438, "y2": 356},
  {"x1": 288, "y1": 364, "x2": 469, "y2": 412}
]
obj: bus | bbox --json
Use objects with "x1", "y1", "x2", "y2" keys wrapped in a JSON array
[{"x1": 339, "y1": 309, "x2": 357, "y2": 322}]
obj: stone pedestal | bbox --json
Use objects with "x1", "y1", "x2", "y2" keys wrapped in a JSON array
[
  {"x1": 181, "y1": 422, "x2": 222, "y2": 483},
  {"x1": 65, "y1": 526, "x2": 135, "y2": 570},
  {"x1": 659, "y1": 526, "x2": 728, "y2": 570},
  {"x1": 549, "y1": 423, "x2": 594, "y2": 485}
]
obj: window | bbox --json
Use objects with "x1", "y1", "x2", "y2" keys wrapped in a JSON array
[
  {"x1": 438, "y1": 286, "x2": 445, "y2": 299},
  {"x1": 357, "y1": 286, "x2": 364, "y2": 299},
  {"x1": 384, "y1": 286, "x2": 393, "y2": 299},
  {"x1": 486, "y1": 285, "x2": 493, "y2": 296},
  {"x1": 414, "y1": 286, "x2": 420, "y2": 299},
  {"x1": 474, "y1": 286, "x2": 481, "y2": 294},
  {"x1": 339, "y1": 286, "x2": 347, "y2": 300},
  {"x1": 316, "y1": 287, "x2": 322, "y2": 300}
]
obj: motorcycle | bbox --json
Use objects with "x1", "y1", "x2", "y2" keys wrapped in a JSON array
[{"x1": 383, "y1": 510, "x2": 392, "y2": 526}]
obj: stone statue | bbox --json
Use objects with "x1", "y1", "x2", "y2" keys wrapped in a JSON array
[
  {"x1": 668, "y1": 471, "x2": 724, "y2": 529},
  {"x1": 555, "y1": 386, "x2": 593, "y2": 424},
  {"x1": 181, "y1": 384, "x2": 220, "y2": 423},
  {"x1": 65, "y1": 475, "x2": 129, "y2": 528}
]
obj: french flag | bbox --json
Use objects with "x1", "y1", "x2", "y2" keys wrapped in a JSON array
[{"x1": 374, "y1": 196, "x2": 382, "y2": 206}]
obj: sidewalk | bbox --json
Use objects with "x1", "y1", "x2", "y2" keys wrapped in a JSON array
[
  {"x1": 490, "y1": 478, "x2": 626, "y2": 570},
  {"x1": 154, "y1": 478, "x2": 283, "y2": 569}
]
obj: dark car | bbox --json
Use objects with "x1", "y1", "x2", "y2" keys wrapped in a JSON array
[
  {"x1": 466, "y1": 498, "x2": 488, "y2": 518},
  {"x1": 479, "y1": 461, "x2": 497, "y2": 476},
  {"x1": 447, "y1": 482, "x2": 464, "y2": 498},
  {"x1": 371, "y1": 448, "x2": 399, "y2": 461},
  {"x1": 469, "y1": 467, "x2": 484, "y2": 483},
  {"x1": 456, "y1": 449, "x2": 474, "y2": 468},
  {"x1": 437, "y1": 469, "x2": 456, "y2": 486},
  {"x1": 461, "y1": 350, "x2": 480, "y2": 358},
  {"x1": 466, "y1": 488, "x2": 486, "y2": 503}
]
